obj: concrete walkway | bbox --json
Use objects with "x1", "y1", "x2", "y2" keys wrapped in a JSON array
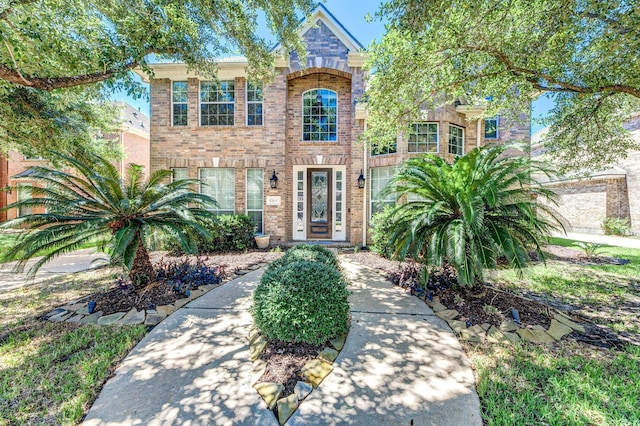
[
  {"x1": 554, "y1": 231, "x2": 640, "y2": 249},
  {"x1": 0, "y1": 248, "x2": 109, "y2": 291},
  {"x1": 83, "y1": 261, "x2": 481, "y2": 426}
]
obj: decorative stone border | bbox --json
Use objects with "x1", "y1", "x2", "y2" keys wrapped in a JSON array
[
  {"x1": 41, "y1": 263, "x2": 269, "y2": 327},
  {"x1": 424, "y1": 297, "x2": 586, "y2": 344},
  {"x1": 249, "y1": 326, "x2": 347, "y2": 425}
]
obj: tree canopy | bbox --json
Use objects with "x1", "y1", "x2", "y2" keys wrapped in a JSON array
[
  {"x1": 0, "y1": 0, "x2": 315, "y2": 158},
  {"x1": 366, "y1": 0, "x2": 640, "y2": 170}
]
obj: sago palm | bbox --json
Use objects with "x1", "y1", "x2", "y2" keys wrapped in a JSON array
[
  {"x1": 383, "y1": 144, "x2": 563, "y2": 288},
  {"x1": 1, "y1": 153, "x2": 217, "y2": 288}
]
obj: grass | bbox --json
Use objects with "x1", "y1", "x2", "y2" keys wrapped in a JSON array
[
  {"x1": 468, "y1": 342, "x2": 640, "y2": 426},
  {"x1": 0, "y1": 269, "x2": 146, "y2": 424},
  {"x1": 475, "y1": 238, "x2": 640, "y2": 424}
]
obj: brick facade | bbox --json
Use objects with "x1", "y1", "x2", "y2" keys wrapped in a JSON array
[{"x1": 143, "y1": 5, "x2": 530, "y2": 246}]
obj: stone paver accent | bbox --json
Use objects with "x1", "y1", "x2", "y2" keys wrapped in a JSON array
[
  {"x1": 503, "y1": 331, "x2": 521, "y2": 343},
  {"x1": 460, "y1": 325, "x2": 485, "y2": 343},
  {"x1": 317, "y1": 347, "x2": 339, "y2": 363},
  {"x1": 547, "y1": 319, "x2": 574, "y2": 341},
  {"x1": 430, "y1": 301, "x2": 448, "y2": 312},
  {"x1": 250, "y1": 335, "x2": 267, "y2": 361},
  {"x1": 277, "y1": 394, "x2": 298, "y2": 425},
  {"x1": 554, "y1": 312, "x2": 586, "y2": 333},
  {"x1": 254, "y1": 382, "x2": 283, "y2": 410},
  {"x1": 51, "y1": 312, "x2": 74, "y2": 322},
  {"x1": 97, "y1": 312, "x2": 125, "y2": 325},
  {"x1": 447, "y1": 319, "x2": 468, "y2": 333},
  {"x1": 144, "y1": 313, "x2": 167, "y2": 326},
  {"x1": 80, "y1": 311, "x2": 102, "y2": 324},
  {"x1": 294, "y1": 381, "x2": 313, "y2": 401},
  {"x1": 329, "y1": 335, "x2": 346, "y2": 351},
  {"x1": 500, "y1": 320, "x2": 519, "y2": 332},
  {"x1": 435, "y1": 309, "x2": 460, "y2": 321},
  {"x1": 118, "y1": 308, "x2": 145, "y2": 325},
  {"x1": 173, "y1": 298, "x2": 190, "y2": 308},
  {"x1": 301, "y1": 359, "x2": 333, "y2": 388},
  {"x1": 250, "y1": 361, "x2": 267, "y2": 385},
  {"x1": 66, "y1": 314, "x2": 84, "y2": 323},
  {"x1": 481, "y1": 323, "x2": 491, "y2": 331},
  {"x1": 487, "y1": 326, "x2": 511, "y2": 344},
  {"x1": 156, "y1": 305, "x2": 177, "y2": 316},
  {"x1": 517, "y1": 328, "x2": 555, "y2": 344}
]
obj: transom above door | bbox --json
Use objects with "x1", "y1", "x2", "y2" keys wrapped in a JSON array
[{"x1": 292, "y1": 166, "x2": 346, "y2": 241}]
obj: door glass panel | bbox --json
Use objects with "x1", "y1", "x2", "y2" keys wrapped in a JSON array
[{"x1": 311, "y1": 171, "x2": 328, "y2": 223}]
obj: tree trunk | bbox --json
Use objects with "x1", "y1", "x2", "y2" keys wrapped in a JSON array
[{"x1": 130, "y1": 240, "x2": 155, "y2": 289}]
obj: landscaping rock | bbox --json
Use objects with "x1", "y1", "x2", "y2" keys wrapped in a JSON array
[
  {"x1": 253, "y1": 382, "x2": 283, "y2": 410},
  {"x1": 329, "y1": 335, "x2": 346, "y2": 351},
  {"x1": 460, "y1": 325, "x2": 486, "y2": 343},
  {"x1": 435, "y1": 309, "x2": 460, "y2": 321},
  {"x1": 173, "y1": 298, "x2": 190, "y2": 308},
  {"x1": 188, "y1": 289, "x2": 205, "y2": 299},
  {"x1": 80, "y1": 311, "x2": 103, "y2": 324},
  {"x1": 294, "y1": 381, "x2": 313, "y2": 401},
  {"x1": 118, "y1": 308, "x2": 145, "y2": 325},
  {"x1": 318, "y1": 347, "x2": 339, "y2": 363},
  {"x1": 97, "y1": 312, "x2": 126, "y2": 325},
  {"x1": 487, "y1": 326, "x2": 511, "y2": 344},
  {"x1": 502, "y1": 331, "x2": 521, "y2": 343},
  {"x1": 546, "y1": 319, "x2": 573, "y2": 341},
  {"x1": 249, "y1": 327, "x2": 261, "y2": 344},
  {"x1": 76, "y1": 307, "x2": 91, "y2": 315},
  {"x1": 430, "y1": 301, "x2": 448, "y2": 313},
  {"x1": 302, "y1": 359, "x2": 333, "y2": 388},
  {"x1": 66, "y1": 314, "x2": 85, "y2": 323},
  {"x1": 250, "y1": 360, "x2": 267, "y2": 385},
  {"x1": 62, "y1": 302, "x2": 88, "y2": 312},
  {"x1": 236, "y1": 269, "x2": 252, "y2": 275},
  {"x1": 532, "y1": 324, "x2": 547, "y2": 331},
  {"x1": 50, "y1": 311, "x2": 73, "y2": 322},
  {"x1": 144, "y1": 313, "x2": 167, "y2": 326},
  {"x1": 250, "y1": 335, "x2": 267, "y2": 361},
  {"x1": 156, "y1": 305, "x2": 177, "y2": 316},
  {"x1": 447, "y1": 320, "x2": 468, "y2": 333},
  {"x1": 481, "y1": 323, "x2": 491, "y2": 331},
  {"x1": 43, "y1": 308, "x2": 67, "y2": 321},
  {"x1": 500, "y1": 320, "x2": 519, "y2": 332},
  {"x1": 277, "y1": 394, "x2": 298, "y2": 425},
  {"x1": 553, "y1": 312, "x2": 586, "y2": 333},
  {"x1": 517, "y1": 328, "x2": 555, "y2": 344}
]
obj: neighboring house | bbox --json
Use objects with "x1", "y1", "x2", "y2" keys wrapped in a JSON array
[
  {"x1": 136, "y1": 4, "x2": 530, "y2": 246},
  {"x1": 1, "y1": 102, "x2": 150, "y2": 222},
  {"x1": 534, "y1": 116, "x2": 640, "y2": 235}
]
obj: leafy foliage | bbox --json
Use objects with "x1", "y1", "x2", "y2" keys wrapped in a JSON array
[
  {"x1": 367, "y1": 0, "x2": 640, "y2": 171},
  {"x1": 0, "y1": 0, "x2": 316, "y2": 157},
  {"x1": 269, "y1": 243, "x2": 341, "y2": 270},
  {"x1": 383, "y1": 144, "x2": 563, "y2": 287},
  {"x1": 155, "y1": 257, "x2": 224, "y2": 295},
  {"x1": 253, "y1": 260, "x2": 350, "y2": 345},
  {"x1": 164, "y1": 214, "x2": 256, "y2": 254},
  {"x1": 388, "y1": 261, "x2": 458, "y2": 293},
  {"x1": 1, "y1": 153, "x2": 217, "y2": 287},
  {"x1": 369, "y1": 206, "x2": 398, "y2": 259},
  {"x1": 601, "y1": 217, "x2": 631, "y2": 236},
  {"x1": 573, "y1": 242, "x2": 605, "y2": 259}
]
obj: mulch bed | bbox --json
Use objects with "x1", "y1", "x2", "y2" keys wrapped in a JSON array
[
  {"x1": 258, "y1": 340, "x2": 323, "y2": 397},
  {"x1": 90, "y1": 281, "x2": 186, "y2": 316}
]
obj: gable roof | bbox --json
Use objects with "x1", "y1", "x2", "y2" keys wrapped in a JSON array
[{"x1": 273, "y1": 3, "x2": 364, "y2": 53}]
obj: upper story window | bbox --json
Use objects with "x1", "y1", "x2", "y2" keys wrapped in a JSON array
[
  {"x1": 484, "y1": 116, "x2": 499, "y2": 139},
  {"x1": 247, "y1": 81, "x2": 263, "y2": 126},
  {"x1": 172, "y1": 81, "x2": 188, "y2": 126},
  {"x1": 371, "y1": 136, "x2": 397, "y2": 156},
  {"x1": 408, "y1": 123, "x2": 439, "y2": 153},
  {"x1": 448, "y1": 124, "x2": 465, "y2": 156},
  {"x1": 303, "y1": 89, "x2": 337, "y2": 141},
  {"x1": 200, "y1": 81, "x2": 235, "y2": 126}
]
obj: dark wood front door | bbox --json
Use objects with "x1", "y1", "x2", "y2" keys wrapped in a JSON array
[{"x1": 307, "y1": 168, "x2": 332, "y2": 239}]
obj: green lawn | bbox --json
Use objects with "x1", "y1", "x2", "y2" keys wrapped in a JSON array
[
  {"x1": 475, "y1": 239, "x2": 640, "y2": 425},
  {"x1": 0, "y1": 269, "x2": 146, "y2": 424}
]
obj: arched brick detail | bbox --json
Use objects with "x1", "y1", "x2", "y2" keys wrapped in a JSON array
[{"x1": 287, "y1": 67, "x2": 352, "y2": 81}]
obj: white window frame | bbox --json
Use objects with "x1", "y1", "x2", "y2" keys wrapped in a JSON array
[
  {"x1": 17, "y1": 183, "x2": 33, "y2": 217},
  {"x1": 200, "y1": 80, "x2": 235, "y2": 127},
  {"x1": 448, "y1": 124, "x2": 465, "y2": 156},
  {"x1": 170, "y1": 167, "x2": 188, "y2": 183},
  {"x1": 484, "y1": 116, "x2": 499, "y2": 139},
  {"x1": 408, "y1": 122, "x2": 439, "y2": 153},
  {"x1": 370, "y1": 166, "x2": 397, "y2": 219},
  {"x1": 171, "y1": 81, "x2": 188, "y2": 127},
  {"x1": 198, "y1": 168, "x2": 235, "y2": 215},
  {"x1": 246, "y1": 81, "x2": 264, "y2": 126},
  {"x1": 302, "y1": 88, "x2": 338, "y2": 142},
  {"x1": 246, "y1": 168, "x2": 264, "y2": 234}
]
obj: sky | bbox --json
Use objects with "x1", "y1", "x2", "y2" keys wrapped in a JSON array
[{"x1": 113, "y1": 0, "x2": 552, "y2": 134}]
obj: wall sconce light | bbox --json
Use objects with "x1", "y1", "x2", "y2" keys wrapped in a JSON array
[
  {"x1": 357, "y1": 169, "x2": 366, "y2": 189},
  {"x1": 3, "y1": 184, "x2": 11, "y2": 195},
  {"x1": 269, "y1": 170, "x2": 278, "y2": 189}
]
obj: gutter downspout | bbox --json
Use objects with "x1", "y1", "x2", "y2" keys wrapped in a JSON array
[
  {"x1": 362, "y1": 121, "x2": 368, "y2": 248},
  {"x1": 476, "y1": 119, "x2": 481, "y2": 149}
]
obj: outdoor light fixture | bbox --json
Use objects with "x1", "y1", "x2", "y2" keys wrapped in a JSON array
[
  {"x1": 269, "y1": 170, "x2": 278, "y2": 189},
  {"x1": 357, "y1": 169, "x2": 365, "y2": 189}
]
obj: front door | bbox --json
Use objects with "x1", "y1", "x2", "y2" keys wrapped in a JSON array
[{"x1": 307, "y1": 168, "x2": 332, "y2": 239}]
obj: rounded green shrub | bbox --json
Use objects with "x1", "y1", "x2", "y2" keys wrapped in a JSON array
[
  {"x1": 268, "y1": 244, "x2": 340, "y2": 271},
  {"x1": 253, "y1": 260, "x2": 350, "y2": 345}
]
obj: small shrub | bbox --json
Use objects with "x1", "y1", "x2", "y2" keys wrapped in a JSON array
[
  {"x1": 388, "y1": 261, "x2": 458, "y2": 292},
  {"x1": 369, "y1": 206, "x2": 396, "y2": 259},
  {"x1": 164, "y1": 214, "x2": 256, "y2": 254},
  {"x1": 268, "y1": 244, "x2": 339, "y2": 271},
  {"x1": 253, "y1": 261, "x2": 350, "y2": 345},
  {"x1": 602, "y1": 217, "x2": 630, "y2": 236},
  {"x1": 155, "y1": 257, "x2": 225, "y2": 295},
  {"x1": 573, "y1": 241, "x2": 604, "y2": 259}
]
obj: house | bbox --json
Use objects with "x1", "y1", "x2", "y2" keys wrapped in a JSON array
[
  {"x1": 534, "y1": 115, "x2": 640, "y2": 235},
  {"x1": 1, "y1": 102, "x2": 150, "y2": 222},
  {"x1": 136, "y1": 4, "x2": 530, "y2": 246}
]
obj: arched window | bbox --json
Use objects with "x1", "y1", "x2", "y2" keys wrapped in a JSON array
[{"x1": 303, "y1": 89, "x2": 337, "y2": 141}]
